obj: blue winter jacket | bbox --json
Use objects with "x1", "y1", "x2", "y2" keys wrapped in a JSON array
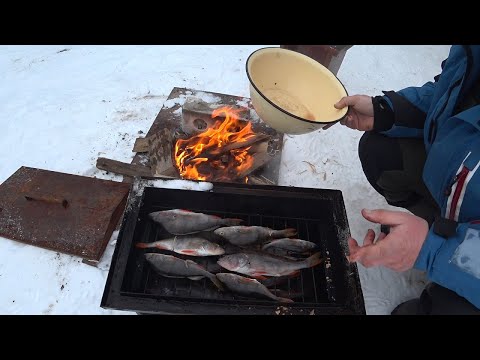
[{"x1": 374, "y1": 45, "x2": 480, "y2": 309}]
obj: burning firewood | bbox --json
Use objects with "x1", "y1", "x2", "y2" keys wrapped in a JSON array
[
  {"x1": 237, "y1": 141, "x2": 270, "y2": 179},
  {"x1": 174, "y1": 106, "x2": 273, "y2": 182},
  {"x1": 209, "y1": 134, "x2": 271, "y2": 155}
]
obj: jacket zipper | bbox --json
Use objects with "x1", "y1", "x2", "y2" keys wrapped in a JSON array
[{"x1": 446, "y1": 166, "x2": 470, "y2": 220}]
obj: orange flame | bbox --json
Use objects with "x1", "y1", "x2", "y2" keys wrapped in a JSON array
[{"x1": 174, "y1": 106, "x2": 255, "y2": 181}]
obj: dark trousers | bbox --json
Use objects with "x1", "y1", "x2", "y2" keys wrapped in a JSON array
[{"x1": 358, "y1": 131, "x2": 480, "y2": 315}]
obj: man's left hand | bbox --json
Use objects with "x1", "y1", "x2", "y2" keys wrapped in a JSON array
[{"x1": 347, "y1": 209, "x2": 429, "y2": 272}]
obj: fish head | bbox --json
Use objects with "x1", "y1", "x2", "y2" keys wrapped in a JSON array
[
  {"x1": 217, "y1": 254, "x2": 249, "y2": 272},
  {"x1": 205, "y1": 242, "x2": 225, "y2": 256},
  {"x1": 145, "y1": 252, "x2": 170, "y2": 264},
  {"x1": 144, "y1": 253, "x2": 155, "y2": 262},
  {"x1": 195, "y1": 242, "x2": 225, "y2": 256},
  {"x1": 214, "y1": 227, "x2": 230, "y2": 238},
  {"x1": 144, "y1": 252, "x2": 162, "y2": 265},
  {"x1": 149, "y1": 210, "x2": 179, "y2": 222}
]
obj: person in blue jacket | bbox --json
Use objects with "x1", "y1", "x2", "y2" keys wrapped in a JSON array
[{"x1": 332, "y1": 45, "x2": 480, "y2": 315}]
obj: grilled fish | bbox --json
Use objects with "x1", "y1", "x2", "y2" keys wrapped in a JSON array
[
  {"x1": 144, "y1": 253, "x2": 223, "y2": 289},
  {"x1": 216, "y1": 273, "x2": 293, "y2": 303},
  {"x1": 214, "y1": 226, "x2": 297, "y2": 246},
  {"x1": 217, "y1": 251, "x2": 323, "y2": 278},
  {"x1": 149, "y1": 209, "x2": 242, "y2": 235},
  {"x1": 136, "y1": 236, "x2": 225, "y2": 256},
  {"x1": 262, "y1": 238, "x2": 318, "y2": 254}
]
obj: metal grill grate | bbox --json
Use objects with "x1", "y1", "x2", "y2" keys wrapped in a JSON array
[{"x1": 102, "y1": 182, "x2": 365, "y2": 315}]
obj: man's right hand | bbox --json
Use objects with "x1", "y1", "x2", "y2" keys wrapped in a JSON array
[{"x1": 324, "y1": 95, "x2": 375, "y2": 131}]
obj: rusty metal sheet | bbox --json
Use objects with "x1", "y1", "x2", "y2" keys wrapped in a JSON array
[{"x1": 0, "y1": 166, "x2": 131, "y2": 261}]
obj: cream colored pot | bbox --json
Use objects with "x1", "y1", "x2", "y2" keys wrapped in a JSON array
[{"x1": 246, "y1": 47, "x2": 349, "y2": 135}]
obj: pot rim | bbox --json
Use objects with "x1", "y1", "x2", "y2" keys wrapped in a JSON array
[{"x1": 246, "y1": 46, "x2": 350, "y2": 125}]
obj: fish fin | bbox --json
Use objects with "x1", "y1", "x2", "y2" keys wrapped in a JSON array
[
  {"x1": 179, "y1": 209, "x2": 194, "y2": 213},
  {"x1": 253, "y1": 275, "x2": 269, "y2": 281},
  {"x1": 188, "y1": 276, "x2": 204, "y2": 281},
  {"x1": 179, "y1": 249, "x2": 199, "y2": 255},
  {"x1": 158, "y1": 274, "x2": 184, "y2": 279},
  {"x1": 283, "y1": 228, "x2": 297, "y2": 238},
  {"x1": 289, "y1": 270, "x2": 301, "y2": 278},
  {"x1": 305, "y1": 252, "x2": 323, "y2": 268},
  {"x1": 135, "y1": 242, "x2": 152, "y2": 249},
  {"x1": 239, "y1": 276, "x2": 258, "y2": 284},
  {"x1": 148, "y1": 212, "x2": 157, "y2": 220},
  {"x1": 277, "y1": 297, "x2": 294, "y2": 304},
  {"x1": 187, "y1": 260, "x2": 206, "y2": 271},
  {"x1": 224, "y1": 218, "x2": 243, "y2": 226}
]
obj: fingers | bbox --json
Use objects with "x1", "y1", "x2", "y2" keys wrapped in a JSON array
[
  {"x1": 350, "y1": 244, "x2": 385, "y2": 267},
  {"x1": 348, "y1": 237, "x2": 360, "y2": 252},
  {"x1": 377, "y1": 232, "x2": 387, "y2": 242},
  {"x1": 334, "y1": 96, "x2": 358, "y2": 109},
  {"x1": 363, "y1": 229, "x2": 375, "y2": 246},
  {"x1": 346, "y1": 237, "x2": 360, "y2": 262},
  {"x1": 361, "y1": 209, "x2": 408, "y2": 226}
]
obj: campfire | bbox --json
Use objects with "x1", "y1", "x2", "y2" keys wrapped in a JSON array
[
  {"x1": 174, "y1": 106, "x2": 270, "y2": 183},
  {"x1": 96, "y1": 89, "x2": 283, "y2": 186}
]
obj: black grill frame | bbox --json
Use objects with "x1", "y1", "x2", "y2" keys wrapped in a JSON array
[{"x1": 101, "y1": 181, "x2": 365, "y2": 315}]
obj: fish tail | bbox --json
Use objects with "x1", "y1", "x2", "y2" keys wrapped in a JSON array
[
  {"x1": 261, "y1": 241, "x2": 273, "y2": 251},
  {"x1": 271, "y1": 293, "x2": 294, "y2": 303},
  {"x1": 224, "y1": 218, "x2": 243, "y2": 226},
  {"x1": 209, "y1": 274, "x2": 225, "y2": 291},
  {"x1": 135, "y1": 242, "x2": 153, "y2": 249},
  {"x1": 270, "y1": 289, "x2": 304, "y2": 300},
  {"x1": 305, "y1": 252, "x2": 323, "y2": 268},
  {"x1": 283, "y1": 228, "x2": 297, "y2": 237}
]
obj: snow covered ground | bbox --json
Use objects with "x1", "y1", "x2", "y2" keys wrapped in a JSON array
[{"x1": 0, "y1": 45, "x2": 451, "y2": 315}]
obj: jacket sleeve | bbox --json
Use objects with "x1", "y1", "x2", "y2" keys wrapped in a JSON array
[
  {"x1": 371, "y1": 59, "x2": 447, "y2": 138},
  {"x1": 414, "y1": 221, "x2": 480, "y2": 309}
]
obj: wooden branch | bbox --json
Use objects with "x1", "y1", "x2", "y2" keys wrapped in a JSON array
[
  {"x1": 209, "y1": 134, "x2": 271, "y2": 155},
  {"x1": 96, "y1": 157, "x2": 177, "y2": 180},
  {"x1": 181, "y1": 134, "x2": 271, "y2": 166},
  {"x1": 96, "y1": 157, "x2": 153, "y2": 177},
  {"x1": 237, "y1": 141, "x2": 271, "y2": 178}
]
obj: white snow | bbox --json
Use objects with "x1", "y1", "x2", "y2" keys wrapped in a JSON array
[
  {"x1": 452, "y1": 228, "x2": 480, "y2": 279},
  {"x1": 147, "y1": 179, "x2": 214, "y2": 192},
  {"x1": 192, "y1": 91, "x2": 222, "y2": 104},
  {"x1": 0, "y1": 45, "x2": 451, "y2": 315}
]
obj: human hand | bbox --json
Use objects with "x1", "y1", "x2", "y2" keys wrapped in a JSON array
[
  {"x1": 323, "y1": 95, "x2": 374, "y2": 131},
  {"x1": 347, "y1": 209, "x2": 429, "y2": 272}
]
